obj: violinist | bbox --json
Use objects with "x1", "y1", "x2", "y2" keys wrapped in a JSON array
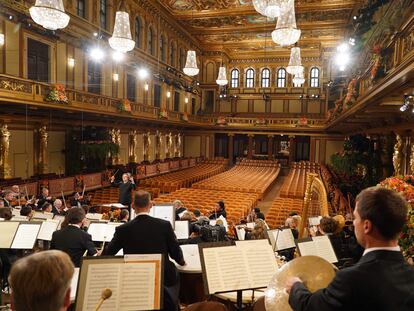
[
  {"x1": 2, "y1": 190, "x2": 13, "y2": 208},
  {"x1": 70, "y1": 192, "x2": 85, "y2": 208},
  {"x1": 37, "y1": 188, "x2": 54, "y2": 208},
  {"x1": 52, "y1": 199, "x2": 67, "y2": 216}
]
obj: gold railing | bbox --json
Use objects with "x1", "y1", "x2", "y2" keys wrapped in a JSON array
[{"x1": 0, "y1": 74, "x2": 327, "y2": 129}]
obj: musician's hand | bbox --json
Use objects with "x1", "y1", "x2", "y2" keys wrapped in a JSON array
[
  {"x1": 285, "y1": 277, "x2": 303, "y2": 294},
  {"x1": 46, "y1": 196, "x2": 52, "y2": 200},
  {"x1": 96, "y1": 250, "x2": 103, "y2": 256},
  {"x1": 129, "y1": 176, "x2": 134, "y2": 183},
  {"x1": 110, "y1": 176, "x2": 115, "y2": 182}
]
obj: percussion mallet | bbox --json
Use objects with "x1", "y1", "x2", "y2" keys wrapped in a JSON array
[{"x1": 93, "y1": 288, "x2": 112, "y2": 311}]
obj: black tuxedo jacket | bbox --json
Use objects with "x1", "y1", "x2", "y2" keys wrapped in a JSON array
[
  {"x1": 289, "y1": 250, "x2": 414, "y2": 311},
  {"x1": 50, "y1": 225, "x2": 96, "y2": 267},
  {"x1": 112, "y1": 181, "x2": 136, "y2": 205},
  {"x1": 104, "y1": 214, "x2": 184, "y2": 287}
]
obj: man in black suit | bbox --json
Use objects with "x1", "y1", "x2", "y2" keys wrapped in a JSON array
[
  {"x1": 36, "y1": 187, "x2": 54, "y2": 208},
  {"x1": 50, "y1": 207, "x2": 97, "y2": 267},
  {"x1": 286, "y1": 186, "x2": 414, "y2": 311},
  {"x1": 104, "y1": 190, "x2": 185, "y2": 311},
  {"x1": 111, "y1": 173, "x2": 137, "y2": 213}
]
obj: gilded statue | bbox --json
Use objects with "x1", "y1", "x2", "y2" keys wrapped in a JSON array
[
  {"x1": 109, "y1": 128, "x2": 121, "y2": 164},
  {"x1": 177, "y1": 134, "x2": 182, "y2": 157},
  {"x1": 410, "y1": 144, "x2": 414, "y2": 175},
  {"x1": 143, "y1": 131, "x2": 151, "y2": 161},
  {"x1": 393, "y1": 134, "x2": 403, "y2": 176},
  {"x1": 38, "y1": 125, "x2": 49, "y2": 174},
  {"x1": 0, "y1": 124, "x2": 11, "y2": 178},
  {"x1": 166, "y1": 132, "x2": 173, "y2": 157}
]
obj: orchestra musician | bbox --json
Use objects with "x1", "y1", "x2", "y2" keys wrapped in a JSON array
[
  {"x1": 2, "y1": 190, "x2": 13, "y2": 207},
  {"x1": 209, "y1": 201, "x2": 227, "y2": 220},
  {"x1": 36, "y1": 187, "x2": 54, "y2": 208},
  {"x1": 111, "y1": 173, "x2": 136, "y2": 214},
  {"x1": 286, "y1": 187, "x2": 414, "y2": 311},
  {"x1": 52, "y1": 199, "x2": 67, "y2": 216},
  {"x1": 70, "y1": 192, "x2": 85, "y2": 208}
]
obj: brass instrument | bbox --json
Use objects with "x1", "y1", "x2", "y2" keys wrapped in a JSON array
[{"x1": 265, "y1": 256, "x2": 336, "y2": 311}]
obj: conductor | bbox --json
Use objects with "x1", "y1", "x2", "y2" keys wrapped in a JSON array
[{"x1": 111, "y1": 172, "x2": 136, "y2": 212}]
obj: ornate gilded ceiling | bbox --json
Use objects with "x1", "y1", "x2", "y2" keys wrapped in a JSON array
[{"x1": 157, "y1": 0, "x2": 361, "y2": 57}]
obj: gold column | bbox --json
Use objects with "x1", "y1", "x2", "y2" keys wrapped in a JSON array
[
  {"x1": 143, "y1": 131, "x2": 151, "y2": 162},
  {"x1": 0, "y1": 124, "x2": 12, "y2": 179},
  {"x1": 155, "y1": 130, "x2": 161, "y2": 160},
  {"x1": 128, "y1": 130, "x2": 137, "y2": 163},
  {"x1": 110, "y1": 128, "x2": 121, "y2": 165},
  {"x1": 38, "y1": 125, "x2": 49, "y2": 174},
  {"x1": 393, "y1": 134, "x2": 403, "y2": 176}
]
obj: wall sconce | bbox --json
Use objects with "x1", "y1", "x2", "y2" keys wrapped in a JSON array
[
  {"x1": 113, "y1": 73, "x2": 119, "y2": 81},
  {"x1": 0, "y1": 34, "x2": 4, "y2": 46},
  {"x1": 144, "y1": 83, "x2": 149, "y2": 91},
  {"x1": 166, "y1": 91, "x2": 171, "y2": 98},
  {"x1": 67, "y1": 57, "x2": 75, "y2": 67},
  {"x1": 185, "y1": 97, "x2": 189, "y2": 104}
]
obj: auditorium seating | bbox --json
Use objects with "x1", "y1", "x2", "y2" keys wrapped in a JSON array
[
  {"x1": 140, "y1": 163, "x2": 227, "y2": 193},
  {"x1": 320, "y1": 164, "x2": 349, "y2": 214},
  {"x1": 265, "y1": 198, "x2": 303, "y2": 228},
  {"x1": 279, "y1": 161, "x2": 320, "y2": 199},
  {"x1": 154, "y1": 188, "x2": 259, "y2": 226},
  {"x1": 88, "y1": 186, "x2": 160, "y2": 205},
  {"x1": 192, "y1": 161, "x2": 280, "y2": 199}
]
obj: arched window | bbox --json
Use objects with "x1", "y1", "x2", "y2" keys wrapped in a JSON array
[
  {"x1": 277, "y1": 68, "x2": 287, "y2": 87},
  {"x1": 231, "y1": 69, "x2": 239, "y2": 88},
  {"x1": 159, "y1": 35, "x2": 166, "y2": 61},
  {"x1": 170, "y1": 42, "x2": 175, "y2": 66},
  {"x1": 310, "y1": 67, "x2": 320, "y2": 87},
  {"x1": 245, "y1": 68, "x2": 255, "y2": 88},
  {"x1": 135, "y1": 17, "x2": 141, "y2": 48},
  {"x1": 147, "y1": 27, "x2": 154, "y2": 55},
  {"x1": 261, "y1": 68, "x2": 270, "y2": 88}
]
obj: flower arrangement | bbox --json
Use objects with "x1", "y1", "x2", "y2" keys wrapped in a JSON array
[
  {"x1": 370, "y1": 44, "x2": 386, "y2": 82},
  {"x1": 379, "y1": 175, "x2": 414, "y2": 262},
  {"x1": 159, "y1": 108, "x2": 168, "y2": 119},
  {"x1": 344, "y1": 78, "x2": 358, "y2": 108},
  {"x1": 75, "y1": 175, "x2": 84, "y2": 188},
  {"x1": 297, "y1": 117, "x2": 308, "y2": 126},
  {"x1": 118, "y1": 99, "x2": 132, "y2": 113},
  {"x1": 216, "y1": 116, "x2": 227, "y2": 126},
  {"x1": 255, "y1": 118, "x2": 267, "y2": 126},
  {"x1": 182, "y1": 112, "x2": 189, "y2": 122},
  {"x1": 45, "y1": 84, "x2": 69, "y2": 104}
]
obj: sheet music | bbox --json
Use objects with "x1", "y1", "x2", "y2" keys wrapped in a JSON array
[
  {"x1": 38, "y1": 219, "x2": 60, "y2": 241},
  {"x1": 11, "y1": 223, "x2": 41, "y2": 249},
  {"x1": 296, "y1": 240, "x2": 315, "y2": 257},
  {"x1": 313, "y1": 236, "x2": 338, "y2": 263},
  {"x1": 70, "y1": 268, "x2": 80, "y2": 302},
  {"x1": 235, "y1": 226, "x2": 246, "y2": 240},
  {"x1": 101, "y1": 203, "x2": 127, "y2": 209},
  {"x1": 86, "y1": 213, "x2": 103, "y2": 221},
  {"x1": 150, "y1": 205, "x2": 175, "y2": 227},
  {"x1": 309, "y1": 216, "x2": 322, "y2": 226},
  {"x1": 0, "y1": 221, "x2": 20, "y2": 248},
  {"x1": 268, "y1": 229, "x2": 296, "y2": 251},
  {"x1": 174, "y1": 221, "x2": 189, "y2": 239},
  {"x1": 178, "y1": 210, "x2": 186, "y2": 219},
  {"x1": 54, "y1": 215, "x2": 66, "y2": 229},
  {"x1": 202, "y1": 242, "x2": 278, "y2": 294},
  {"x1": 33, "y1": 211, "x2": 54, "y2": 220},
  {"x1": 173, "y1": 245, "x2": 201, "y2": 273},
  {"x1": 80, "y1": 256, "x2": 161, "y2": 311},
  {"x1": 12, "y1": 209, "x2": 21, "y2": 217},
  {"x1": 87, "y1": 222, "x2": 122, "y2": 242}
]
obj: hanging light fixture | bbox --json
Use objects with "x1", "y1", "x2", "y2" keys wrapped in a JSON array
[
  {"x1": 286, "y1": 47, "x2": 303, "y2": 75},
  {"x1": 216, "y1": 66, "x2": 228, "y2": 86},
  {"x1": 271, "y1": 0, "x2": 301, "y2": 46},
  {"x1": 293, "y1": 70, "x2": 305, "y2": 86},
  {"x1": 183, "y1": 50, "x2": 199, "y2": 76},
  {"x1": 29, "y1": 0, "x2": 70, "y2": 30},
  {"x1": 252, "y1": 0, "x2": 283, "y2": 19},
  {"x1": 108, "y1": 1, "x2": 135, "y2": 53}
]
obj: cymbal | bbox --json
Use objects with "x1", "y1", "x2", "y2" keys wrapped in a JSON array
[{"x1": 265, "y1": 256, "x2": 336, "y2": 311}]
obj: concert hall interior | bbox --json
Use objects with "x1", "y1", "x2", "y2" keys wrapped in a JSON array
[{"x1": 0, "y1": 0, "x2": 413, "y2": 310}]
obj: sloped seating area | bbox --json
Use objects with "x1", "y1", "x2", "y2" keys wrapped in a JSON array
[
  {"x1": 192, "y1": 162, "x2": 280, "y2": 199},
  {"x1": 140, "y1": 163, "x2": 226, "y2": 193},
  {"x1": 265, "y1": 198, "x2": 303, "y2": 228},
  {"x1": 154, "y1": 188, "x2": 259, "y2": 225},
  {"x1": 279, "y1": 161, "x2": 320, "y2": 199},
  {"x1": 320, "y1": 164, "x2": 349, "y2": 214},
  {"x1": 89, "y1": 186, "x2": 160, "y2": 205}
]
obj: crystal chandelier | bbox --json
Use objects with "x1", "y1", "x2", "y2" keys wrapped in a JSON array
[
  {"x1": 293, "y1": 70, "x2": 305, "y2": 86},
  {"x1": 253, "y1": 0, "x2": 283, "y2": 18},
  {"x1": 109, "y1": 11, "x2": 135, "y2": 53},
  {"x1": 271, "y1": 0, "x2": 301, "y2": 46},
  {"x1": 29, "y1": 0, "x2": 70, "y2": 30},
  {"x1": 183, "y1": 50, "x2": 199, "y2": 76},
  {"x1": 287, "y1": 47, "x2": 303, "y2": 75},
  {"x1": 216, "y1": 66, "x2": 228, "y2": 86}
]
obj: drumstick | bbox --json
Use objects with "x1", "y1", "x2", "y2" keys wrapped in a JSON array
[
  {"x1": 81, "y1": 184, "x2": 86, "y2": 197},
  {"x1": 112, "y1": 169, "x2": 120, "y2": 180},
  {"x1": 94, "y1": 288, "x2": 112, "y2": 311}
]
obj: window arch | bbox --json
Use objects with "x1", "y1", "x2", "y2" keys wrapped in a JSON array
[
  {"x1": 310, "y1": 67, "x2": 320, "y2": 87},
  {"x1": 170, "y1": 41, "x2": 176, "y2": 66},
  {"x1": 135, "y1": 17, "x2": 141, "y2": 48},
  {"x1": 159, "y1": 35, "x2": 166, "y2": 61},
  {"x1": 245, "y1": 68, "x2": 255, "y2": 88},
  {"x1": 147, "y1": 26, "x2": 154, "y2": 55},
  {"x1": 277, "y1": 68, "x2": 287, "y2": 87},
  {"x1": 261, "y1": 68, "x2": 270, "y2": 88},
  {"x1": 231, "y1": 69, "x2": 239, "y2": 88}
]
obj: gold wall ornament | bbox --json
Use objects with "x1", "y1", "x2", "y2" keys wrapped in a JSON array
[
  {"x1": 410, "y1": 144, "x2": 414, "y2": 175},
  {"x1": 38, "y1": 125, "x2": 49, "y2": 174},
  {"x1": 128, "y1": 130, "x2": 138, "y2": 163},
  {"x1": 110, "y1": 128, "x2": 121, "y2": 165},
  {"x1": 155, "y1": 131, "x2": 162, "y2": 160},
  {"x1": 177, "y1": 134, "x2": 182, "y2": 158},
  {"x1": 143, "y1": 131, "x2": 151, "y2": 162},
  {"x1": 165, "y1": 132, "x2": 173, "y2": 158},
  {"x1": 393, "y1": 134, "x2": 403, "y2": 176},
  {"x1": 301, "y1": 172, "x2": 330, "y2": 238},
  {"x1": 0, "y1": 124, "x2": 12, "y2": 179}
]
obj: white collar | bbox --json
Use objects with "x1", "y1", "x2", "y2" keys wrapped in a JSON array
[
  {"x1": 69, "y1": 224, "x2": 81, "y2": 228},
  {"x1": 363, "y1": 246, "x2": 400, "y2": 256},
  {"x1": 136, "y1": 212, "x2": 150, "y2": 217}
]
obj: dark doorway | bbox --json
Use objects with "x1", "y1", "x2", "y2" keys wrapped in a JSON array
[
  {"x1": 214, "y1": 134, "x2": 228, "y2": 158},
  {"x1": 204, "y1": 90, "x2": 214, "y2": 113},
  {"x1": 154, "y1": 84, "x2": 161, "y2": 108},
  {"x1": 87, "y1": 62, "x2": 102, "y2": 94},
  {"x1": 174, "y1": 91, "x2": 180, "y2": 111},
  {"x1": 126, "y1": 74, "x2": 136, "y2": 102},
  {"x1": 295, "y1": 136, "x2": 310, "y2": 161},
  {"x1": 27, "y1": 38, "x2": 49, "y2": 82}
]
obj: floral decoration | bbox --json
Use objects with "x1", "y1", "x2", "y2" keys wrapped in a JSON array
[
  {"x1": 344, "y1": 78, "x2": 359, "y2": 108},
  {"x1": 118, "y1": 99, "x2": 132, "y2": 113},
  {"x1": 159, "y1": 108, "x2": 168, "y2": 119},
  {"x1": 45, "y1": 84, "x2": 69, "y2": 104},
  {"x1": 216, "y1": 116, "x2": 227, "y2": 126},
  {"x1": 182, "y1": 112, "x2": 189, "y2": 122},
  {"x1": 370, "y1": 43, "x2": 387, "y2": 82}
]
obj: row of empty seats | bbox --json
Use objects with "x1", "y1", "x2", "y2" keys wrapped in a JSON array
[
  {"x1": 192, "y1": 163, "x2": 280, "y2": 199},
  {"x1": 265, "y1": 198, "x2": 303, "y2": 228},
  {"x1": 236, "y1": 158, "x2": 279, "y2": 167},
  {"x1": 89, "y1": 187, "x2": 160, "y2": 205},
  {"x1": 154, "y1": 188, "x2": 259, "y2": 226},
  {"x1": 279, "y1": 161, "x2": 320, "y2": 199},
  {"x1": 140, "y1": 163, "x2": 226, "y2": 193}
]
